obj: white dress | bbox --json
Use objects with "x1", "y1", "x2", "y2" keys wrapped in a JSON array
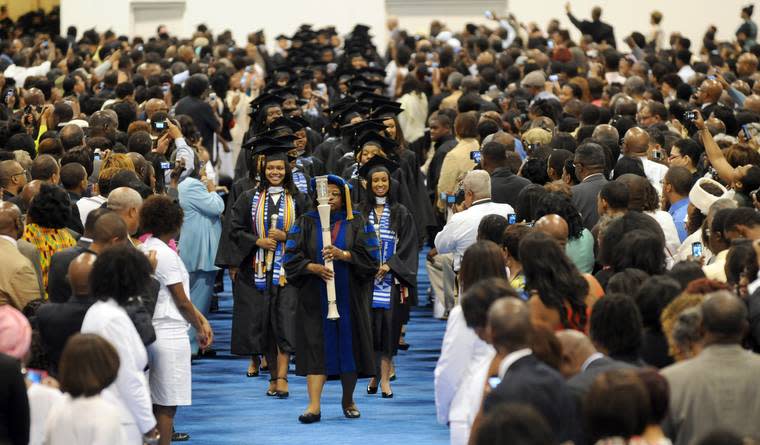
[
  {"x1": 140, "y1": 237, "x2": 192, "y2": 407},
  {"x1": 43, "y1": 394, "x2": 127, "y2": 445}
]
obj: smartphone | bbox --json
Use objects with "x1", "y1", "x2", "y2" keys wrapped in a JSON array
[
  {"x1": 652, "y1": 150, "x2": 662, "y2": 160},
  {"x1": 317, "y1": 83, "x2": 327, "y2": 95},
  {"x1": 160, "y1": 162, "x2": 175, "y2": 170},
  {"x1": 707, "y1": 75, "x2": 716, "y2": 80},
  {"x1": 684, "y1": 110, "x2": 698, "y2": 122},
  {"x1": 161, "y1": 83, "x2": 170, "y2": 94},
  {"x1": 152, "y1": 120, "x2": 167, "y2": 131},
  {"x1": 446, "y1": 195, "x2": 456, "y2": 204},
  {"x1": 26, "y1": 368, "x2": 48, "y2": 384},
  {"x1": 484, "y1": 10, "x2": 494, "y2": 20},
  {"x1": 4, "y1": 89, "x2": 13, "y2": 101},
  {"x1": 548, "y1": 74, "x2": 559, "y2": 82},
  {"x1": 209, "y1": 92, "x2": 217, "y2": 102},
  {"x1": 692, "y1": 242, "x2": 703, "y2": 258},
  {"x1": 507, "y1": 213, "x2": 517, "y2": 225},
  {"x1": 470, "y1": 150, "x2": 482, "y2": 163}
]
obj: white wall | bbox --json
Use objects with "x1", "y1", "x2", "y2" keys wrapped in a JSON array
[
  {"x1": 60, "y1": 0, "x2": 387, "y2": 54},
  {"x1": 394, "y1": 0, "x2": 751, "y2": 53}
]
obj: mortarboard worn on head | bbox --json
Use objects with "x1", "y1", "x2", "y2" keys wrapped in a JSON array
[
  {"x1": 330, "y1": 102, "x2": 370, "y2": 125},
  {"x1": 270, "y1": 116, "x2": 306, "y2": 133},
  {"x1": 249, "y1": 93, "x2": 284, "y2": 118},
  {"x1": 339, "y1": 117, "x2": 385, "y2": 140},
  {"x1": 275, "y1": 34, "x2": 291, "y2": 41},
  {"x1": 370, "y1": 103, "x2": 404, "y2": 119},
  {"x1": 356, "y1": 130, "x2": 398, "y2": 153},
  {"x1": 357, "y1": 154, "x2": 399, "y2": 179},
  {"x1": 251, "y1": 141, "x2": 297, "y2": 162}
]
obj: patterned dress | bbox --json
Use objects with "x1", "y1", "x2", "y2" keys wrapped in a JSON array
[{"x1": 22, "y1": 223, "x2": 77, "y2": 296}]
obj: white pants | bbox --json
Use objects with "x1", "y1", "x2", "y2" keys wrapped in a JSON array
[
  {"x1": 427, "y1": 253, "x2": 456, "y2": 318},
  {"x1": 450, "y1": 421, "x2": 470, "y2": 445}
]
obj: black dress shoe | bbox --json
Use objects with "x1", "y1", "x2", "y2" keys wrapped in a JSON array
[
  {"x1": 366, "y1": 384, "x2": 378, "y2": 394},
  {"x1": 343, "y1": 406, "x2": 361, "y2": 419},
  {"x1": 381, "y1": 392, "x2": 394, "y2": 399},
  {"x1": 171, "y1": 431, "x2": 190, "y2": 441},
  {"x1": 398, "y1": 343, "x2": 410, "y2": 351},
  {"x1": 246, "y1": 370, "x2": 259, "y2": 378},
  {"x1": 298, "y1": 412, "x2": 321, "y2": 424}
]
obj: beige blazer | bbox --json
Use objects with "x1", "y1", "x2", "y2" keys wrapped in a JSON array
[{"x1": 0, "y1": 238, "x2": 42, "y2": 309}]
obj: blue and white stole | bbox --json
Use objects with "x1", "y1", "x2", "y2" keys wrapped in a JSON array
[
  {"x1": 369, "y1": 203, "x2": 395, "y2": 309},
  {"x1": 293, "y1": 160, "x2": 309, "y2": 194},
  {"x1": 251, "y1": 188, "x2": 295, "y2": 290}
]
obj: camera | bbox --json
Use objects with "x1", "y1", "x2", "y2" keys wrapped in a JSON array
[
  {"x1": 160, "y1": 162, "x2": 175, "y2": 170},
  {"x1": 691, "y1": 242, "x2": 703, "y2": 257},
  {"x1": 152, "y1": 120, "x2": 167, "y2": 131},
  {"x1": 652, "y1": 150, "x2": 662, "y2": 160},
  {"x1": 684, "y1": 110, "x2": 698, "y2": 122},
  {"x1": 470, "y1": 150, "x2": 481, "y2": 163},
  {"x1": 507, "y1": 213, "x2": 516, "y2": 225}
]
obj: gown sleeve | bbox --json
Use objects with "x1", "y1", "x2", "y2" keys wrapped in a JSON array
[
  {"x1": 386, "y1": 204, "x2": 419, "y2": 289},
  {"x1": 348, "y1": 214, "x2": 380, "y2": 280},
  {"x1": 229, "y1": 190, "x2": 259, "y2": 260},
  {"x1": 283, "y1": 215, "x2": 313, "y2": 288}
]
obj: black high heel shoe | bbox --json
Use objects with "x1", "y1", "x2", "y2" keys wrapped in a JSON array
[
  {"x1": 382, "y1": 392, "x2": 394, "y2": 399},
  {"x1": 343, "y1": 406, "x2": 361, "y2": 418},
  {"x1": 367, "y1": 383, "x2": 378, "y2": 394},
  {"x1": 298, "y1": 412, "x2": 321, "y2": 424},
  {"x1": 267, "y1": 377, "x2": 289, "y2": 398}
]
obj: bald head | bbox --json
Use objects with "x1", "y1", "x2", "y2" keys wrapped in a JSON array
[
  {"x1": 0, "y1": 201, "x2": 22, "y2": 239},
  {"x1": 556, "y1": 330, "x2": 597, "y2": 378},
  {"x1": 107, "y1": 187, "x2": 143, "y2": 235},
  {"x1": 702, "y1": 291, "x2": 748, "y2": 343},
  {"x1": 534, "y1": 214, "x2": 569, "y2": 247},
  {"x1": 623, "y1": 127, "x2": 650, "y2": 155},
  {"x1": 745, "y1": 94, "x2": 760, "y2": 114},
  {"x1": 60, "y1": 124, "x2": 84, "y2": 150},
  {"x1": 144, "y1": 99, "x2": 168, "y2": 120},
  {"x1": 699, "y1": 79, "x2": 723, "y2": 104},
  {"x1": 68, "y1": 253, "x2": 96, "y2": 298},
  {"x1": 19, "y1": 180, "x2": 42, "y2": 209},
  {"x1": 487, "y1": 298, "x2": 532, "y2": 352},
  {"x1": 91, "y1": 212, "x2": 128, "y2": 246}
]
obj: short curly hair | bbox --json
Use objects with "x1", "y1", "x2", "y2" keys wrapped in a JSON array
[
  {"x1": 90, "y1": 245, "x2": 153, "y2": 305},
  {"x1": 139, "y1": 194, "x2": 183, "y2": 236},
  {"x1": 28, "y1": 184, "x2": 72, "y2": 229}
]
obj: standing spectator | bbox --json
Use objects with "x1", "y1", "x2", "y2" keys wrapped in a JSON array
[
  {"x1": 663, "y1": 167, "x2": 692, "y2": 243},
  {"x1": 0, "y1": 201, "x2": 40, "y2": 309},
  {"x1": 663, "y1": 291, "x2": 760, "y2": 445},
  {"x1": 177, "y1": 162, "x2": 223, "y2": 357},
  {"x1": 44, "y1": 333, "x2": 127, "y2": 445},
  {"x1": 435, "y1": 170, "x2": 514, "y2": 272},
  {"x1": 436, "y1": 112, "x2": 479, "y2": 212},
  {"x1": 565, "y1": 3, "x2": 616, "y2": 47},
  {"x1": 0, "y1": 305, "x2": 31, "y2": 445},
  {"x1": 174, "y1": 74, "x2": 220, "y2": 157},
  {"x1": 80, "y1": 246, "x2": 159, "y2": 445},
  {"x1": 584, "y1": 369, "x2": 651, "y2": 444},
  {"x1": 589, "y1": 294, "x2": 644, "y2": 365},
  {"x1": 21, "y1": 184, "x2": 77, "y2": 293},
  {"x1": 138, "y1": 195, "x2": 213, "y2": 444},
  {"x1": 481, "y1": 141, "x2": 531, "y2": 209},
  {"x1": 571, "y1": 143, "x2": 608, "y2": 230}
]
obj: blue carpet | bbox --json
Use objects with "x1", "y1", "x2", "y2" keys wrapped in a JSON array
[{"x1": 176, "y1": 250, "x2": 449, "y2": 444}]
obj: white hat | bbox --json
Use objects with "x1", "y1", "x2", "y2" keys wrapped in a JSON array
[
  {"x1": 521, "y1": 70, "x2": 546, "y2": 88},
  {"x1": 689, "y1": 177, "x2": 728, "y2": 215},
  {"x1": 436, "y1": 31, "x2": 452, "y2": 42}
]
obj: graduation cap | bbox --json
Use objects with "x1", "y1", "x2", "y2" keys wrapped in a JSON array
[
  {"x1": 370, "y1": 103, "x2": 404, "y2": 120},
  {"x1": 356, "y1": 130, "x2": 398, "y2": 154},
  {"x1": 270, "y1": 116, "x2": 305, "y2": 133},
  {"x1": 357, "y1": 154, "x2": 399, "y2": 179},
  {"x1": 330, "y1": 102, "x2": 370, "y2": 125},
  {"x1": 249, "y1": 93, "x2": 284, "y2": 118},
  {"x1": 251, "y1": 141, "x2": 297, "y2": 162},
  {"x1": 352, "y1": 24, "x2": 372, "y2": 35},
  {"x1": 275, "y1": 34, "x2": 291, "y2": 41},
  {"x1": 339, "y1": 118, "x2": 385, "y2": 140}
]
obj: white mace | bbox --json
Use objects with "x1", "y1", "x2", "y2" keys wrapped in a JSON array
[
  {"x1": 315, "y1": 176, "x2": 340, "y2": 320},
  {"x1": 265, "y1": 214, "x2": 278, "y2": 272}
]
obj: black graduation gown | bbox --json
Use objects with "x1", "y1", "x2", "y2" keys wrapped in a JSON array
[
  {"x1": 395, "y1": 147, "x2": 436, "y2": 246},
  {"x1": 228, "y1": 188, "x2": 310, "y2": 355},
  {"x1": 214, "y1": 177, "x2": 256, "y2": 268},
  {"x1": 364, "y1": 203, "x2": 418, "y2": 357},
  {"x1": 313, "y1": 137, "x2": 351, "y2": 174},
  {"x1": 283, "y1": 211, "x2": 379, "y2": 378}
]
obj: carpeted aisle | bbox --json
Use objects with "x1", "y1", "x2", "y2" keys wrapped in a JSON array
[{"x1": 175, "y1": 250, "x2": 450, "y2": 444}]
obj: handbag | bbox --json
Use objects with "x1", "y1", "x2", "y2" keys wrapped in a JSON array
[{"x1": 125, "y1": 295, "x2": 156, "y2": 346}]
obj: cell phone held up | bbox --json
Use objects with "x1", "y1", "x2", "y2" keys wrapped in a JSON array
[
  {"x1": 684, "y1": 110, "x2": 698, "y2": 122},
  {"x1": 691, "y1": 242, "x2": 703, "y2": 258}
]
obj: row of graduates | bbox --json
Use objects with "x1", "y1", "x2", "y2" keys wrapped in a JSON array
[{"x1": 216, "y1": 133, "x2": 419, "y2": 421}]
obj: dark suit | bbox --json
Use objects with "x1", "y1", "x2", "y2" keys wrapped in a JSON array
[
  {"x1": 490, "y1": 167, "x2": 531, "y2": 209},
  {"x1": 46, "y1": 239, "x2": 92, "y2": 303},
  {"x1": 37, "y1": 296, "x2": 97, "y2": 373},
  {"x1": 567, "y1": 13, "x2": 616, "y2": 47},
  {"x1": 571, "y1": 173, "x2": 608, "y2": 230},
  {"x1": 0, "y1": 353, "x2": 29, "y2": 445},
  {"x1": 484, "y1": 354, "x2": 582, "y2": 445},
  {"x1": 567, "y1": 355, "x2": 634, "y2": 403}
]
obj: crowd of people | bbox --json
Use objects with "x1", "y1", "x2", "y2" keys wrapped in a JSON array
[{"x1": 0, "y1": 2, "x2": 760, "y2": 445}]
